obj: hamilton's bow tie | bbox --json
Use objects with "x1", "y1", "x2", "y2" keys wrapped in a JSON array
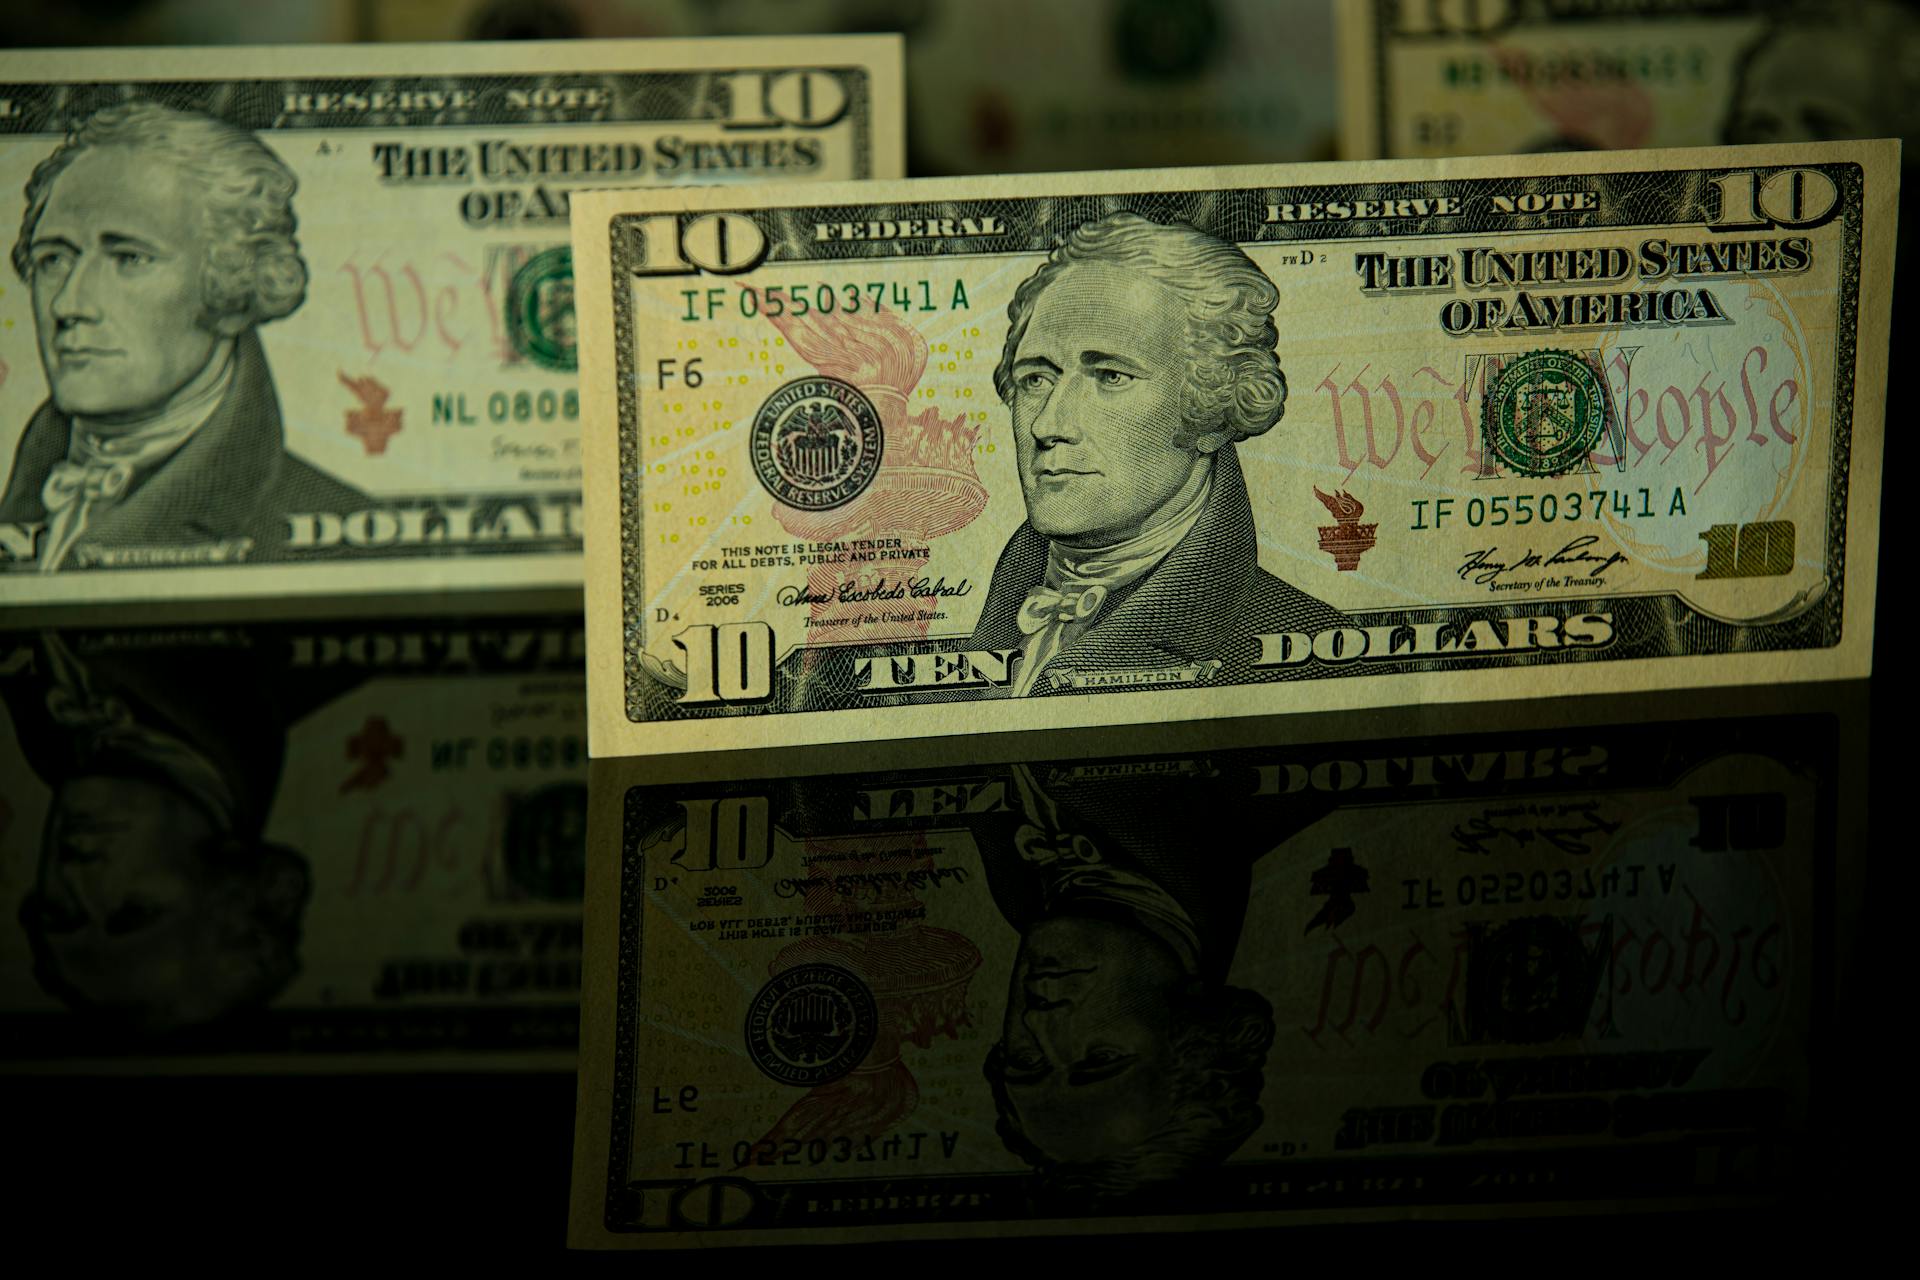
[
  {"x1": 1017, "y1": 583, "x2": 1108, "y2": 635},
  {"x1": 42, "y1": 458, "x2": 133, "y2": 513}
]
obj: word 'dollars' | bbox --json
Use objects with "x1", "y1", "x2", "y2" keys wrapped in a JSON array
[
  {"x1": 850, "y1": 614, "x2": 1615, "y2": 694},
  {"x1": 285, "y1": 501, "x2": 584, "y2": 549}
]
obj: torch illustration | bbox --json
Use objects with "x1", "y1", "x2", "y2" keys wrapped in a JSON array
[
  {"x1": 758, "y1": 296, "x2": 989, "y2": 631},
  {"x1": 1313, "y1": 486, "x2": 1378, "y2": 572}
]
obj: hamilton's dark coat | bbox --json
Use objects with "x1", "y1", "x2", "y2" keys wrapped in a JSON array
[
  {"x1": 967, "y1": 445, "x2": 1349, "y2": 692},
  {"x1": 0, "y1": 332, "x2": 365, "y2": 564}
]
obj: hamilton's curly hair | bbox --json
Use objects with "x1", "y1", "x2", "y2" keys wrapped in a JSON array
[
  {"x1": 12, "y1": 101, "x2": 308, "y2": 336},
  {"x1": 993, "y1": 211, "x2": 1287, "y2": 452},
  {"x1": 984, "y1": 980, "x2": 1274, "y2": 1205}
]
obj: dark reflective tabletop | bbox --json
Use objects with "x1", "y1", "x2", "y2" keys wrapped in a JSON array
[{"x1": 0, "y1": 614, "x2": 1886, "y2": 1250}]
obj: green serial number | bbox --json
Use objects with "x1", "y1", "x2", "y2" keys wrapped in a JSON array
[
  {"x1": 431, "y1": 388, "x2": 579, "y2": 426},
  {"x1": 1412, "y1": 486, "x2": 1688, "y2": 530},
  {"x1": 679, "y1": 279, "x2": 972, "y2": 322}
]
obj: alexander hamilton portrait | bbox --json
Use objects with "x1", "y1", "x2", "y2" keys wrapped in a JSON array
[
  {"x1": 967, "y1": 210, "x2": 1346, "y2": 696},
  {"x1": 0, "y1": 101, "x2": 364, "y2": 572}
]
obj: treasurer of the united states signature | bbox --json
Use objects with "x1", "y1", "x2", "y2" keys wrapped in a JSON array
[
  {"x1": 1458, "y1": 536, "x2": 1630, "y2": 588},
  {"x1": 777, "y1": 575, "x2": 976, "y2": 606}
]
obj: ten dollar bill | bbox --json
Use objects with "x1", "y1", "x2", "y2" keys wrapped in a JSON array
[
  {"x1": 1334, "y1": 0, "x2": 1918, "y2": 159},
  {"x1": 573, "y1": 143, "x2": 1893, "y2": 757},
  {"x1": 0, "y1": 37, "x2": 903, "y2": 608}
]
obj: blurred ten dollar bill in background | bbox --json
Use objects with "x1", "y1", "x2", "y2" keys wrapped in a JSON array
[
  {"x1": 573, "y1": 143, "x2": 1892, "y2": 757},
  {"x1": 0, "y1": 38, "x2": 903, "y2": 608},
  {"x1": 1336, "y1": 0, "x2": 1920, "y2": 159}
]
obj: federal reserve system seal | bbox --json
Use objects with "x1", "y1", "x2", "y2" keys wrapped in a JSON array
[
  {"x1": 744, "y1": 963, "x2": 878, "y2": 1087},
  {"x1": 1483, "y1": 349, "x2": 1612, "y2": 478},
  {"x1": 507, "y1": 246, "x2": 579, "y2": 373},
  {"x1": 749, "y1": 377, "x2": 885, "y2": 511}
]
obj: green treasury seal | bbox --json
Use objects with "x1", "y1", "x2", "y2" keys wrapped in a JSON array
[
  {"x1": 1484, "y1": 349, "x2": 1611, "y2": 478},
  {"x1": 744, "y1": 962, "x2": 878, "y2": 1086},
  {"x1": 507, "y1": 246, "x2": 578, "y2": 373}
]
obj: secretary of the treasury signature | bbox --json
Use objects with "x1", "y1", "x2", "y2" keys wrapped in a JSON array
[{"x1": 1459, "y1": 535, "x2": 1630, "y2": 587}]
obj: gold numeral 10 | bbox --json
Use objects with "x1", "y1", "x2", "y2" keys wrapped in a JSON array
[
  {"x1": 1707, "y1": 168, "x2": 1838, "y2": 230},
  {"x1": 673, "y1": 621, "x2": 776, "y2": 704},
  {"x1": 1697, "y1": 520, "x2": 1795, "y2": 579}
]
